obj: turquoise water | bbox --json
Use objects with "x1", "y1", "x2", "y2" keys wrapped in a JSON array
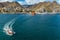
[{"x1": 0, "y1": 14, "x2": 60, "y2": 40}]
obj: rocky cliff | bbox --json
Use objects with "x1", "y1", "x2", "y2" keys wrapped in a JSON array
[
  {"x1": 0, "y1": 1, "x2": 25, "y2": 13},
  {"x1": 28, "y1": 1, "x2": 60, "y2": 13}
]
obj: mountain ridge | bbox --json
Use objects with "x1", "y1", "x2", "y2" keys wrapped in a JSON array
[{"x1": 0, "y1": 1, "x2": 60, "y2": 13}]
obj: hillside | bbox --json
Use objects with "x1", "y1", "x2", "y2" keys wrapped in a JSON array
[
  {"x1": 0, "y1": 1, "x2": 25, "y2": 13},
  {"x1": 28, "y1": 1, "x2": 60, "y2": 13},
  {"x1": 0, "y1": 1, "x2": 60, "y2": 13}
]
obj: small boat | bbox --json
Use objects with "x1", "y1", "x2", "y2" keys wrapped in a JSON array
[
  {"x1": 6, "y1": 28, "x2": 15, "y2": 36},
  {"x1": 3, "y1": 19, "x2": 16, "y2": 36},
  {"x1": 3, "y1": 26, "x2": 15, "y2": 36}
]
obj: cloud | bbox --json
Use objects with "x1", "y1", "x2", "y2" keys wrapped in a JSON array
[
  {"x1": 0, "y1": 0, "x2": 15, "y2": 2},
  {"x1": 0, "y1": 0, "x2": 46, "y2": 5},
  {"x1": 25, "y1": 0, "x2": 46, "y2": 5},
  {"x1": 18, "y1": 1, "x2": 27, "y2": 5},
  {"x1": 57, "y1": 0, "x2": 60, "y2": 4}
]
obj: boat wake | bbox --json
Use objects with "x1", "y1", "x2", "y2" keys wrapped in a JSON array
[{"x1": 3, "y1": 18, "x2": 16, "y2": 36}]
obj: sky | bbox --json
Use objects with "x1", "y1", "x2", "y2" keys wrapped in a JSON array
[{"x1": 0, "y1": 0, "x2": 60, "y2": 5}]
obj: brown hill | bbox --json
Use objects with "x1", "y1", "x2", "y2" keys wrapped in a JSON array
[
  {"x1": 28, "y1": 1, "x2": 60, "y2": 13},
  {"x1": 0, "y1": 1, "x2": 25, "y2": 13}
]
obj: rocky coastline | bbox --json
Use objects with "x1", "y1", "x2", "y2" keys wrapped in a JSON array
[{"x1": 0, "y1": 1, "x2": 60, "y2": 14}]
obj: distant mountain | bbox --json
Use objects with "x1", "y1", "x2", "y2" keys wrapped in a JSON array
[{"x1": 22, "y1": 5, "x2": 33, "y2": 8}]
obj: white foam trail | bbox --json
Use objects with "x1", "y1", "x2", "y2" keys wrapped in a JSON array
[{"x1": 3, "y1": 18, "x2": 16, "y2": 36}]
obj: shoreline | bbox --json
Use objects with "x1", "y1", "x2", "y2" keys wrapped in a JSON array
[{"x1": 0, "y1": 12, "x2": 60, "y2": 14}]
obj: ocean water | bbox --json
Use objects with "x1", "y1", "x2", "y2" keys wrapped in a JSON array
[{"x1": 0, "y1": 13, "x2": 60, "y2": 40}]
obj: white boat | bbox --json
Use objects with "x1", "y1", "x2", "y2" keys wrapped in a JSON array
[{"x1": 3, "y1": 19, "x2": 16, "y2": 36}]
